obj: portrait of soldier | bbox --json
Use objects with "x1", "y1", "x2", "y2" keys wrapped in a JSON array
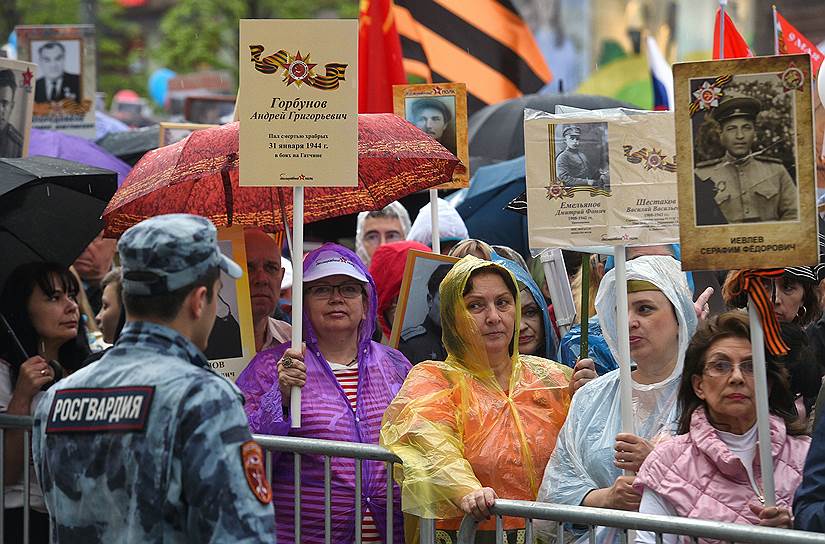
[
  {"x1": 34, "y1": 41, "x2": 81, "y2": 103},
  {"x1": 397, "y1": 263, "x2": 451, "y2": 365},
  {"x1": 555, "y1": 125, "x2": 608, "y2": 188},
  {"x1": 0, "y1": 69, "x2": 24, "y2": 158},
  {"x1": 410, "y1": 97, "x2": 456, "y2": 156},
  {"x1": 694, "y1": 94, "x2": 798, "y2": 225}
]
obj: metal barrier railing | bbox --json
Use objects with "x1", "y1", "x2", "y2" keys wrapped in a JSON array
[
  {"x1": 252, "y1": 433, "x2": 436, "y2": 544},
  {"x1": 455, "y1": 499, "x2": 825, "y2": 544},
  {"x1": 0, "y1": 413, "x2": 36, "y2": 544},
  {"x1": 5, "y1": 413, "x2": 824, "y2": 544}
]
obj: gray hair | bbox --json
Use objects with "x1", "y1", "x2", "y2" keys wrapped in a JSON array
[{"x1": 355, "y1": 201, "x2": 411, "y2": 266}]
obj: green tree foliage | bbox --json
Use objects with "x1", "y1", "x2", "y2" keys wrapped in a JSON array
[{"x1": 156, "y1": 0, "x2": 357, "y2": 76}]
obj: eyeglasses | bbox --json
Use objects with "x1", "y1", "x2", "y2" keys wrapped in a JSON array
[
  {"x1": 363, "y1": 231, "x2": 404, "y2": 246},
  {"x1": 305, "y1": 282, "x2": 364, "y2": 300},
  {"x1": 703, "y1": 359, "x2": 754, "y2": 378}
]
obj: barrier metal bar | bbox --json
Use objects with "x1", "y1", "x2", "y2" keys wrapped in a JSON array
[
  {"x1": 324, "y1": 455, "x2": 331, "y2": 544},
  {"x1": 1, "y1": 427, "x2": 5, "y2": 542},
  {"x1": 0, "y1": 415, "x2": 36, "y2": 544},
  {"x1": 23, "y1": 429, "x2": 30, "y2": 544},
  {"x1": 293, "y1": 452, "x2": 301, "y2": 543},
  {"x1": 456, "y1": 499, "x2": 825, "y2": 544},
  {"x1": 385, "y1": 460, "x2": 393, "y2": 544},
  {"x1": 355, "y1": 459, "x2": 362, "y2": 544},
  {"x1": 253, "y1": 434, "x2": 401, "y2": 463}
]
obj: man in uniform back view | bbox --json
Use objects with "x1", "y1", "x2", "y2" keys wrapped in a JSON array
[{"x1": 33, "y1": 214, "x2": 275, "y2": 542}]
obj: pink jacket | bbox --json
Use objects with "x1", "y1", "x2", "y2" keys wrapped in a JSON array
[{"x1": 635, "y1": 406, "x2": 809, "y2": 530}]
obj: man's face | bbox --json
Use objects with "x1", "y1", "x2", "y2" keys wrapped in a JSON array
[
  {"x1": 0, "y1": 86, "x2": 13, "y2": 131},
  {"x1": 196, "y1": 278, "x2": 222, "y2": 352},
  {"x1": 245, "y1": 231, "x2": 283, "y2": 322},
  {"x1": 361, "y1": 216, "x2": 404, "y2": 259},
  {"x1": 73, "y1": 231, "x2": 116, "y2": 283},
  {"x1": 39, "y1": 46, "x2": 65, "y2": 80},
  {"x1": 564, "y1": 133, "x2": 580, "y2": 150},
  {"x1": 414, "y1": 107, "x2": 447, "y2": 140},
  {"x1": 719, "y1": 117, "x2": 756, "y2": 158}
]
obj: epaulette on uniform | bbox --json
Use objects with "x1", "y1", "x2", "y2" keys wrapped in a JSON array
[
  {"x1": 400, "y1": 325, "x2": 426, "y2": 342},
  {"x1": 696, "y1": 157, "x2": 724, "y2": 168}
]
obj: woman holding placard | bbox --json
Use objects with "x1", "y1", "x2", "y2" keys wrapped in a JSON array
[
  {"x1": 634, "y1": 311, "x2": 809, "y2": 543},
  {"x1": 537, "y1": 256, "x2": 697, "y2": 539}
]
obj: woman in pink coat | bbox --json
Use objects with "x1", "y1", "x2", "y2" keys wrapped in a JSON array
[{"x1": 635, "y1": 311, "x2": 810, "y2": 543}]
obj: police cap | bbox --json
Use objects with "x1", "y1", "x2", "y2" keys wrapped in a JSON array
[{"x1": 118, "y1": 214, "x2": 242, "y2": 296}]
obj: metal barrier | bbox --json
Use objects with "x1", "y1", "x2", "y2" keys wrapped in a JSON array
[
  {"x1": 253, "y1": 433, "x2": 436, "y2": 544},
  {"x1": 455, "y1": 499, "x2": 825, "y2": 544},
  {"x1": 5, "y1": 413, "x2": 824, "y2": 544},
  {"x1": 0, "y1": 413, "x2": 36, "y2": 544}
]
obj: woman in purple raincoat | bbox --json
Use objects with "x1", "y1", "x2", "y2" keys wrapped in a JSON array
[{"x1": 236, "y1": 243, "x2": 411, "y2": 544}]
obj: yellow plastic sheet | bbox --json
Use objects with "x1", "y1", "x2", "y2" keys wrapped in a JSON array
[{"x1": 380, "y1": 256, "x2": 572, "y2": 531}]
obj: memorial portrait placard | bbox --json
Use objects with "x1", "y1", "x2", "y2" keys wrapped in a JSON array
[
  {"x1": 0, "y1": 57, "x2": 36, "y2": 158},
  {"x1": 238, "y1": 19, "x2": 357, "y2": 187},
  {"x1": 15, "y1": 25, "x2": 96, "y2": 138},
  {"x1": 674, "y1": 54, "x2": 817, "y2": 271},
  {"x1": 393, "y1": 82, "x2": 469, "y2": 188},
  {"x1": 206, "y1": 226, "x2": 256, "y2": 382},
  {"x1": 524, "y1": 108, "x2": 680, "y2": 249}
]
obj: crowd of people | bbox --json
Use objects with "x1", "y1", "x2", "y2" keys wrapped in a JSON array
[{"x1": 3, "y1": 199, "x2": 825, "y2": 543}]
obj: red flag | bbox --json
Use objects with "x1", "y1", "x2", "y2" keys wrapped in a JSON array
[
  {"x1": 358, "y1": 0, "x2": 407, "y2": 113},
  {"x1": 712, "y1": 8, "x2": 752, "y2": 60},
  {"x1": 775, "y1": 8, "x2": 824, "y2": 74}
]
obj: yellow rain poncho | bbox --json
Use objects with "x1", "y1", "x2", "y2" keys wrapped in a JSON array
[{"x1": 380, "y1": 256, "x2": 572, "y2": 532}]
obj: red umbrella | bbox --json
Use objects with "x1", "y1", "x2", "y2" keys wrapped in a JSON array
[{"x1": 103, "y1": 115, "x2": 459, "y2": 236}]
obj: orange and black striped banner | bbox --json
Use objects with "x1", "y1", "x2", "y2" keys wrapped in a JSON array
[{"x1": 393, "y1": 0, "x2": 552, "y2": 114}]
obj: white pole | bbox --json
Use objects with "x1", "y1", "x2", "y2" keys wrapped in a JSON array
[
  {"x1": 429, "y1": 189, "x2": 440, "y2": 253},
  {"x1": 290, "y1": 187, "x2": 304, "y2": 428},
  {"x1": 771, "y1": 5, "x2": 780, "y2": 55},
  {"x1": 747, "y1": 298, "x2": 777, "y2": 507},
  {"x1": 613, "y1": 246, "x2": 635, "y2": 443},
  {"x1": 718, "y1": 0, "x2": 727, "y2": 59}
]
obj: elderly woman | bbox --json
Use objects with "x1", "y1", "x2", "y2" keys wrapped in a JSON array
[
  {"x1": 0, "y1": 262, "x2": 91, "y2": 543},
  {"x1": 538, "y1": 256, "x2": 697, "y2": 541},
  {"x1": 381, "y1": 256, "x2": 575, "y2": 543},
  {"x1": 635, "y1": 311, "x2": 810, "y2": 543},
  {"x1": 236, "y1": 243, "x2": 411, "y2": 544},
  {"x1": 494, "y1": 256, "x2": 558, "y2": 359}
]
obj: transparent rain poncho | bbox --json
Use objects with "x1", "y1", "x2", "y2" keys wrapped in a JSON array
[
  {"x1": 537, "y1": 256, "x2": 697, "y2": 540},
  {"x1": 380, "y1": 256, "x2": 573, "y2": 532}
]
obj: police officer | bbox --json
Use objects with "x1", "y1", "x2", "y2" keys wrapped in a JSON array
[
  {"x1": 555, "y1": 125, "x2": 606, "y2": 187},
  {"x1": 0, "y1": 69, "x2": 24, "y2": 158},
  {"x1": 398, "y1": 264, "x2": 450, "y2": 364},
  {"x1": 694, "y1": 94, "x2": 797, "y2": 225},
  {"x1": 33, "y1": 214, "x2": 275, "y2": 542}
]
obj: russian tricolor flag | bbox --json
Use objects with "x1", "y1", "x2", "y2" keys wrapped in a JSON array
[{"x1": 646, "y1": 36, "x2": 673, "y2": 111}]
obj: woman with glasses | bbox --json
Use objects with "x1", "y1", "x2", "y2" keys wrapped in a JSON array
[
  {"x1": 634, "y1": 311, "x2": 809, "y2": 543},
  {"x1": 236, "y1": 243, "x2": 411, "y2": 544}
]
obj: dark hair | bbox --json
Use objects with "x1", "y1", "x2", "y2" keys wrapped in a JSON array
[
  {"x1": 123, "y1": 267, "x2": 221, "y2": 321},
  {"x1": 101, "y1": 267, "x2": 126, "y2": 341},
  {"x1": 0, "y1": 262, "x2": 91, "y2": 383},
  {"x1": 781, "y1": 275, "x2": 821, "y2": 327},
  {"x1": 678, "y1": 311, "x2": 805, "y2": 436},
  {"x1": 37, "y1": 41, "x2": 66, "y2": 57},
  {"x1": 411, "y1": 98, "x2": 451, "y2": 122},
  {"x1": 427, "y1": 264, "x2": 453, "y2": 297},
  {"x1": 463, "y1": 266, "x2": 518, "y2": 300},
  {"x1": 0, "y1": 69, "x2": 16, "y2": 92}
]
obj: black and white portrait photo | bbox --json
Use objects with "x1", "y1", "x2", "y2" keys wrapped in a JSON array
[
  {"x1": 0, "y1": 58, "x2": 35, "y2": 159},
  {"x1": 690, "y1": 73, "x2": 799, "y2": 227},
  {"x1": 204, "y1": 240, "x2": 244, "y2": 361},
  {"x1": 553, "y1": 122, "x2": 610, "y2": 191},
  {"x1": 31, "y1": 39, "x2": 81, "y2": 104},
  {"x1": 405, "y1": 95, "x2": 457, "y2": 156}
]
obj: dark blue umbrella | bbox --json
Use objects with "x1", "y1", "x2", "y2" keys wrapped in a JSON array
[{"x1": 452, "y1": 156, "x2": 530, "y2": 260}]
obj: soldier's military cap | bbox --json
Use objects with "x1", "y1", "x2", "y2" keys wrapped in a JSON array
[
  {"x1": 118, "y1": 214, "x2": 242, "y2": 295},
  {"x1": 562, "y1": 125, "x2": 582, "y2": 137},
  {"x1": 712, "y1": 95, "x2": 761, "y2": 124},
  {"x1": 410, "y1": 97, "x2": 451, "y2": 122}
]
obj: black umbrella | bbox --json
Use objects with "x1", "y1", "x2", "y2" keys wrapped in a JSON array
[
  {"x1": 468, "y1": 93, "x2": 633, "y2": 170},
  {"x1": 96, "y1": 125, "x2": 161, "y2": 166},
  {"x1": 0, "y1": 156, "x2": 118, "y2": 292}
]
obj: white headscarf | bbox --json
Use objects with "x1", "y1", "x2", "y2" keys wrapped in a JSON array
[{"x1": 406, "y1": 197, "x2": 468, "y2": 248}]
